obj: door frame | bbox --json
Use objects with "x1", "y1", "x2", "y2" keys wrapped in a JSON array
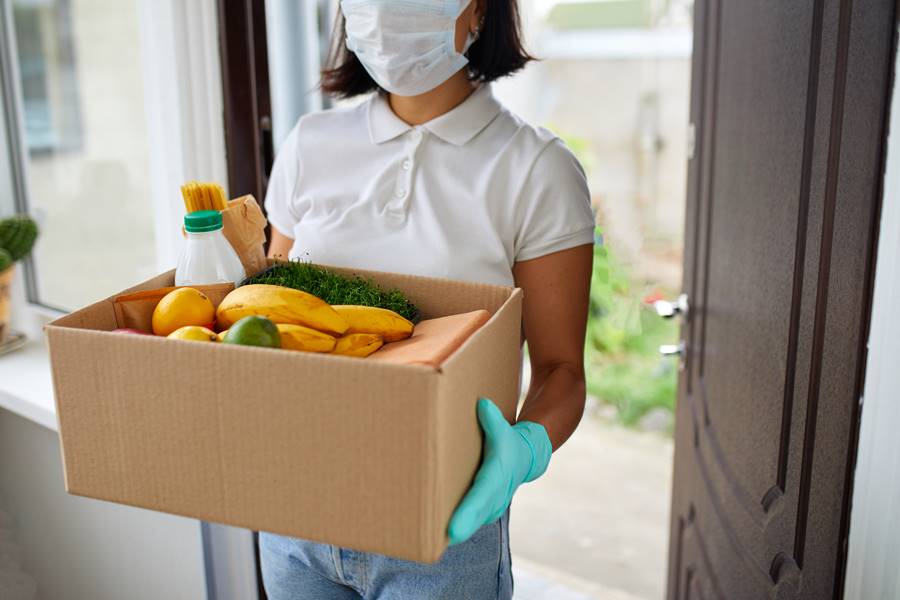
[
  {"x1": 217, "y1": 0, "x2": 274, "y2": 205},
  {"x1": 843, "y1": 23, "x2": 900, "y2": 599}
]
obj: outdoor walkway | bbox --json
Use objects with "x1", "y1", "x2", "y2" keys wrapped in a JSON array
[{"x1": 509, "y1": 413, "x2": 674, "y2": 600}]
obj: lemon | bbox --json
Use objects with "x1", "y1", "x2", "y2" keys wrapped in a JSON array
[
  {"x1": 167, "y1": 325, "x2": 218, "y2": 342},
  {"x1": 152, "y1": 288, "x2": 216, "y2": 336}
]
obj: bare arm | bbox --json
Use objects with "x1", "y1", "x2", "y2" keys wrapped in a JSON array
[
  {"x1": 513, "y1": 243, "x2": 593, "y2": 450},
  {"x1": 268, "y1": 226, "x2": 295, "y2": 260}
]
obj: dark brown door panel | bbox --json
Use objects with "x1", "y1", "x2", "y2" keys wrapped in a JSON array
[{"x1": 667, "y1": 1, "x2": 895, "y2": 598}]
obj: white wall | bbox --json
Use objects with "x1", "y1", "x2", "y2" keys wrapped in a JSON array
[
  {"x1": 843, "y1": 25, "x2": 900, "y2": 600},
  {"x1": 0, "y1": 408, "x2": 207, "y2": 600}
]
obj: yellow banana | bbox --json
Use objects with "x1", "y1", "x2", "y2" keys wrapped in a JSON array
[
  {"x1": 331, "y1": 305, "x2": 413, "y2": 342},
  {"x1": 331, "y1": 333, "x2": 384, "y2": 357},
  {"x1": 217, "y1": 329, "x2": 228, "y2": 342},
  {"x1": 277, "y1": 323, "x2": 336, "y2": 353},
  {"x1": 216, "y1": 285, "x2": 348, "y2": 335}
]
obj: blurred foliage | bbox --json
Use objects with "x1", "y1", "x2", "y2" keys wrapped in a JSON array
[
  {"x1": 584, "y1": 232, "x2": 679, "y2": 428},
  {"x1": 547, "y1": 126, "x2": 679, "y2": 430},
  {"x1": 546, "y1": 0, "x2": 655, "y2": 30}
]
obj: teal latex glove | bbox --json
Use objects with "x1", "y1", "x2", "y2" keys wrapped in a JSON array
[{"x1": 448, "y1": 397, "x2": 553, "y2": 545}]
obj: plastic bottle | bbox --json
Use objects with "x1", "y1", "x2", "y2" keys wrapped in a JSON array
[{"x1": 175, "y1": 210, "x2": 246, "y2": 286}]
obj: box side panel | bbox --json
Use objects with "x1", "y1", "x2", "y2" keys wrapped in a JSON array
[
  {"x1": 46, "y1": 326, "x2": 440, "y2": 562},
  {"x1": 48, "y1": 271, "x2": 175, "y2": 330},
  {"x1": 47, "y1": 300, "x2": 118, "y2": 331},
  {"x1": 433, "y1": 289, "x2": 524, "y2": 557}
]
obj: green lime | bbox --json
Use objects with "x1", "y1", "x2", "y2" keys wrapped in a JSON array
[{"x1": 222, "y1": 315, "x2": 281, "y2": 348}]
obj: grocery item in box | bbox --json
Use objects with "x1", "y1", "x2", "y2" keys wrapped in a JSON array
[
  {"x1": 370, "y1": 310, "x2": 490, "y2": 368},
  {"x1": 221, "y1": 195, "x2": 268, "y2": 277}
]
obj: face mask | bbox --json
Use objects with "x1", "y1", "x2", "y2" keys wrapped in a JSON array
[{"x1": 341, "y1": 0, "x2": 476, "y2": 97}]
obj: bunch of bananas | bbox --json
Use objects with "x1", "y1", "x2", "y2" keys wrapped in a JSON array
[{"x1": 216, "y1": 285, "x2": 413, "y2": 357}]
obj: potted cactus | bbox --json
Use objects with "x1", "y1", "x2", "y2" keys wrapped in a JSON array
[{"x1": 0, "y1": 215, "x2": 39, "y2": 344}]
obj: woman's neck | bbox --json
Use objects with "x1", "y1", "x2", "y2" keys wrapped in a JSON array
[{"x1": 388, "y1": 71, "x2": 477, "y2": 126}]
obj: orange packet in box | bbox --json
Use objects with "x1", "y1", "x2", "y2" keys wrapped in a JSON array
[
  {"x1": 368, "y1": 310, "x2": 491, "y2": 368},
  {"x1": 113, "y1": 283, "x2": 234, "y2": 332}
]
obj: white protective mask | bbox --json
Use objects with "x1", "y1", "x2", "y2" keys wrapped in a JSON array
[{"x1": 341, "y1": 0, "x2": 476, "y2": 97}]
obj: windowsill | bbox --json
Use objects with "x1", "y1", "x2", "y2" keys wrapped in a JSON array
[{"x1": 0, "y1": 337, "x2": 57, "y2": 431}]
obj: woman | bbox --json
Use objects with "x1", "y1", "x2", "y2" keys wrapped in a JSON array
[{"x1": 260, "y1": 0, "x2": 595, "y2": 597}]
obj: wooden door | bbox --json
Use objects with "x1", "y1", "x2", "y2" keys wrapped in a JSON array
[{"x1": 667, "y1": 2, "x2": 895, "y2": 599}]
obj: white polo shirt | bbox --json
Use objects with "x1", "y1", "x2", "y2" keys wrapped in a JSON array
[{"x1": 264, "y1": 83, "x2": 596, "y2": 287}]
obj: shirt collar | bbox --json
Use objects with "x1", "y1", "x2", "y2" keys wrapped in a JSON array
[{"x1": 367, "y1": 83, "x2": 502, "y2": 147}]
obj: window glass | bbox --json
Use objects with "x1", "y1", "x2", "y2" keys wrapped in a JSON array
[
  {"x1": 6, "y1": 0, "x2": 157, "y2": 311},
  {"x1": 0, "y1": 91, "x2": 15, "y2": 217}
]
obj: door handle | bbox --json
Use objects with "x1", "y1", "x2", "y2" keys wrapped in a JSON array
[
  {"x1": 659, "y1": 342, "x2": 685, "y2": 357},
  {"x1": 654, "y1": 293, "x2": 689, "y2": 319}
]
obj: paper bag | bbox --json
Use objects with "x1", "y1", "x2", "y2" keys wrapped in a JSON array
[
  {"x1": 113, "y1": 283, "x2": 235, "y2": 332},
  {"x1": 221, "y1": 195, "x2": 268, "y2": 278}
]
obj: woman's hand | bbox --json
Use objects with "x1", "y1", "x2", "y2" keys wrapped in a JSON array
[
  {"x1": 268, "y1": 226, "x2": 295, "y2": 259},
  {"x1": 447, "y1": 398, "x2": 552, "y2": 545}
]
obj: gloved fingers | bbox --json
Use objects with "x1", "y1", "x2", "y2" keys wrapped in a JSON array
[
  {"x1": 476, "y1": 397, "x2": 510, "y2": 439},
  {"x1": 484, "y1": 502, "x2": 510, "y2": 525},
  {"x1": 447, "y1": 457, "x2": 504, "y2": 545}
]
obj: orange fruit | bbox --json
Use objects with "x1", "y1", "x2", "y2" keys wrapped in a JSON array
[{"x1": 152, "y1": 288, "x2": 216, "y2": 336}]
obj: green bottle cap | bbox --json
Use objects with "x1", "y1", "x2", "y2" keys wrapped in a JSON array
[{"x1": 184, "y1": 210, "x2": 223, "y2": 233}]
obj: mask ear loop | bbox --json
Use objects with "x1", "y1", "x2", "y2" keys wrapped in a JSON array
[{"x1": 472, "y1": 15, "x2": 485, "y2": 42}]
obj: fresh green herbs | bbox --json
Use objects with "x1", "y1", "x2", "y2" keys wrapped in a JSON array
[{"x1": 243, "y1": 261, "x2": 420, "y2": 323}]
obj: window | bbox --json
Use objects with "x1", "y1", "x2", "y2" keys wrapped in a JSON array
[
  {"x1": 265, "y1": 0, "x2": 333, "y2": 152},
  {"x1": 1, "y1": 0, "x2": 158, "y2": 311},
  {"x1": 13, "y1": 0, "x2": 82, "y2": 153}
]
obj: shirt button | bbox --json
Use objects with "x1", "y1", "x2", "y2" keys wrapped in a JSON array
[
  {"x1": 401, "y1": 159, "x2": 412, "y2": 170},
  {"x1": 396, "y1": 189, "x2": 407, "y2": 199},
  {"x1": 410, "y1": 129, "x2": 422, "y2": 142}
]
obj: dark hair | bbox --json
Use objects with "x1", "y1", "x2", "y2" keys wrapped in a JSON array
[{"x1": 320, "y1": 0, "x2": 534, "y2": 98}]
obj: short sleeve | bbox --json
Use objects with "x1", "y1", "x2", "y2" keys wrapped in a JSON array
[
  {"x1": 264, "y1": 120, "x2": 304, "y2": 238},
  {"x1": 514, "y1": 138, "x2": 597, "y2": 262}
]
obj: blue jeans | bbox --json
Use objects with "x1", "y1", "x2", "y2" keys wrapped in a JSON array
[{"x1": 259, "y1": 510, "x2": 512, "y2": 599}]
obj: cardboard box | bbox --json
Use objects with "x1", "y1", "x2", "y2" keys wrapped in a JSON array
[{"x1": 45, "y1": 265, "x2": 523, "y2": 563}]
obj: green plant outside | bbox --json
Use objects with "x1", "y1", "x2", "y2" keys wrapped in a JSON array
[
  {"x1": 584, "y1": 235, "x2": 679, "y2": 428},
  {"x1": 551, "y1": 125, "x2": 679, "y2": 430}
]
